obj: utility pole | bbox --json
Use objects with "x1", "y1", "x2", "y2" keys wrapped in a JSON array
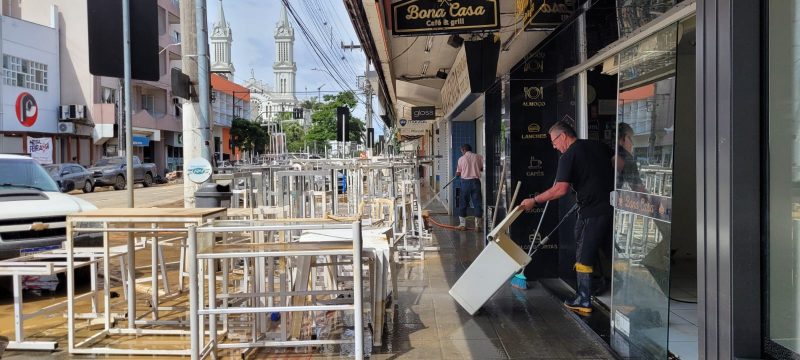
[
  {"x1": 181, "y1": 0, "x2": 213, "y2": 207},
  {"x1": 341, "y1": 42, "x2": 373, "y2": 156},
  {"x1": 122, "y1": 0, "x2": 133, "y2": 207}
]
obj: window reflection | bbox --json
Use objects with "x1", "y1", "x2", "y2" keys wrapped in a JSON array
[{"x1": 617, "y1": 78, "x2": 675, "y2": 197}]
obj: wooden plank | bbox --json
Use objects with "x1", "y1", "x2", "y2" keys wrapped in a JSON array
[{"x1": 290, "y1": 255, "x2": 312, "y2": 340}]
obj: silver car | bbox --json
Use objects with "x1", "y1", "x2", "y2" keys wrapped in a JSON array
[{"x1": 44, "y1": 163, "x2": 95, "y2": 193}]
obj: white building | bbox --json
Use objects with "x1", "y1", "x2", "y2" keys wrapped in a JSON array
[
  {"x1": 0, "y1": 8, "x2": 62, "y2": 164},
  {"x1": 8, "y1": 0, "x2": 183, "y2": 172},
  {"x1": 271, "y1": 5, "x2": 297, "y2": 113},
  {"x1": 244, "y1": 3, "x2": 298, "y2": 124},
  {"x1": 210, "y1": 0, "x2": 234, "y2": 79}
]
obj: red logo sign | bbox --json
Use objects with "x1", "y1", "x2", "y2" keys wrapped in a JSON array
[{"x1": 15, "y1": 92, "x2": 38, "y2": 127}]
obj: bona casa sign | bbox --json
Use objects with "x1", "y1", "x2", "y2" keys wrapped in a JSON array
[{"x1": 392, "y1": 0, "x2": 500, "y2": 36}]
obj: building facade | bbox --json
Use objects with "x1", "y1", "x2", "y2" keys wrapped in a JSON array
[
  {"x1": 269, "y1": 4, "x2": 297, "y2": 121},
  {"x1": 210, "y1": 73, "x2": 248, "y2": 162},
  {"x1": 7, "y1": 0, "x2": 183, "y2": 174},
  {"x1": 0, "y1": 8, "x2": 63, "y2": 164},
  {"x1": 210, "y1": 0, "x2": 233, "y2": 79},
  {"x1": 345, "y1": 0, "x2": 800, "y2": 358}
]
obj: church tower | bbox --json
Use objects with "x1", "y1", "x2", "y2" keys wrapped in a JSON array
[
  {"x1": 211, "y1": 0, "x2": 234, "y2": 79},
  {"x1": 273, "y1": 3, "x2": 297, "y2": 108}
]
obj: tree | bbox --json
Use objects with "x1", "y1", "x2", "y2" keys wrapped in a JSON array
[
  {"x1": 230, "y1": 118, "x2": 267, "y2": 158},
  {"x1": 305, "y1": 91, "x2": 365, "y2": 145},
  {"x1": 283, "y1": 122, "x2": 306, "y2": 153}
]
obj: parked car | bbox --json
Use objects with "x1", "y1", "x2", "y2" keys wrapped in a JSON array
[
  {"x1": 88, "y1": 156, "x2": 158, "y2": 190},
  {"x1": 0, "y1": 154, "x2": 102, "y2": 260},
  {"x1": 44, "y1": 163, "x2": 94, "y2": 193}
]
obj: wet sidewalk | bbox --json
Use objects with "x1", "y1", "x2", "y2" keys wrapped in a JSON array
[{"x1": 372, "y1": 215, "x2": 616, "y2": 359}]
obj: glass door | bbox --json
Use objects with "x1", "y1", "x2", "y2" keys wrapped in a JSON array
[{"x1": 610, "y1": 24, "x2": 678, "y2": 359}]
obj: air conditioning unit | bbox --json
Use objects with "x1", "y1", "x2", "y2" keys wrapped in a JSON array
[
  {"x1": 58, "y1": 122, "x2": 75, "y2": 134},
  {"x1": 59, "y1": 105, "x2": 86, "y2": 120}
]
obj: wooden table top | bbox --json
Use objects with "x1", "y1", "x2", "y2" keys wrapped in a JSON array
[{"x1": 68, "y1": 207, "x2": 227, "y2": 218}]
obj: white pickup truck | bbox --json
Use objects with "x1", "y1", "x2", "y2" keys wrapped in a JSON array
[{"x1": 0, "y1": 154, "x2": 101, "y2": 260}]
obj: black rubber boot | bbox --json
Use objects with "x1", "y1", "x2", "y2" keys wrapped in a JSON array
[{"x1": 565, "y1": 272, "x2": 593, "y2": 314}]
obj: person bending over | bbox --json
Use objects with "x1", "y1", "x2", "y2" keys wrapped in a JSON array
[{"x1": 520, "y1": 121, "x2": 614, "y2": 314}]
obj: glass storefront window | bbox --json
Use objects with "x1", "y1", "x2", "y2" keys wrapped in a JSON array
[
  {"x1": 610, "y1": 23, "x2": 678, "y2": 359},
  {"x1": 767, "y1": 1, "x2": 800, "y2": 355}
]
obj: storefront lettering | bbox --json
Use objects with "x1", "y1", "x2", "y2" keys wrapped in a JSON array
[
  {"x1": 523, "y1": 101, "x2": 547, "y2": 107},
  {"x1": 526, "y1": 170, "x2": 545, "y2": 177},
  {"x1": 615, "y1": 190, "x2": 672, "y2": 221},
  {"x1": 521, "y1": 133, "x2": 548, "y2": 139},
  {"x1": 619, "y1": 195, "x2": 656, "y2": 215},
  {"x1": 393, "y1": 0, "x2": 499, "y2": 36},
  {"x1": 405, "y1": 3, "x2": 486, "y2": 21}
]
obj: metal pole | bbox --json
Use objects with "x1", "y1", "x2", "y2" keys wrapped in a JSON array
[
  {"x1": 122, "y1": 0, "x2": 133, "y2": 207},
  {"x1": 352, "y1": 220, "x2": 364, "y2": 359},
  {"x1": 121, "y1": 0, "x2": 137, "y2": 331},
  {"x1": 188, "y1": 226, "x2": 199, "y2": 360},
  {"x1": 196, "y1": 0, "x2": 212, "y2": 161}
]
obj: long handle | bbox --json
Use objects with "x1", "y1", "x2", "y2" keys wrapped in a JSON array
[
  {"x1": 509, "y1": 181, "x2": 522, "y2": 210},
  {"x1": 421, "y1": 175, "x2": 458, "y2": 209},
  {"x1": 526, "y1": 200, "x2": 550, "y2": 257},
  {"x1": 490, "y1": 159, "x2": 508, "y2": 229},
  {"x1": 528, "y1": 204, "x2": 577, "y2": 258},
  {"x1": 523, "y1": 179, "x2": 557, "y2": 258}
]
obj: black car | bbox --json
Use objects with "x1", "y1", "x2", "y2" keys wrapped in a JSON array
[{"x1": 44, "y1": 163, "x2": 95, "y2": 193}]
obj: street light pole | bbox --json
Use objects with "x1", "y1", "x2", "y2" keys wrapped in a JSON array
[{"x1": 317, "y1": 83, "x2": 325, "y2": 102}]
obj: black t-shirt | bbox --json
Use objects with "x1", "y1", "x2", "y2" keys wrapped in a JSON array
[
  {"x1": 556, "y1": 139, "x2": 614, "y2": 217},
  {"x1": 617, "y1": 145, "x2": 644, "y2": 191}
]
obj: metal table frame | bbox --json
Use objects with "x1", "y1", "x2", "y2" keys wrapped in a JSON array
[
  {"x1": 64, "y1": 208, "x2": 227, "y2": 356},
  {"x1": 188, "y1": 221, "x2": 365, "y2": 359}
]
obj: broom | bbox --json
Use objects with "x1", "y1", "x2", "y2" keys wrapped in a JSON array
[{"x1": 511, "y1": 203, "x2": 578, "y2": 289}]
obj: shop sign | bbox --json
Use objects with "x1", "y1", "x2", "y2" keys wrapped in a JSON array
[
  {"x1": 15, "y1": 92, "x2": 38, "y2": 127},
  {"x1": 132, "y1": 135, "x2": 150, "y2": 147},
  {"x1": 440, "y1": 46, "x2": 471, "y2": 118},
  {"x1": 522, "y1": 86, "x2": 547, "y2": 107},
  {"x1": 516, "y1": 0, "x2": 576, "y2": 31},
  {"x1": 521, "y1": 121, "x2": 547, "y2": 140},
  {"x1": 27, "y1": 137, "x2": 52, "y2": 165},
  {"x1": 508, "y1": 78, "x2": 559, "y2": 279},
  {"x1": 391, "y1": 0, "x2": 500, "y2": 36},
  {"x1": 614, "y1": 190, "x2": 672, "y2": 222},
  {"x1": 411, "y1": 106, "x2": 436, "y2": 121}
]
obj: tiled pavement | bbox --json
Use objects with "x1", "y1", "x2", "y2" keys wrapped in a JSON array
[
  {"x1": 0, "y1": 214, "x2": 616, "y2": 359},
  {"x1": 370, "y1": 215, "x2": 616, "y2": 359}
]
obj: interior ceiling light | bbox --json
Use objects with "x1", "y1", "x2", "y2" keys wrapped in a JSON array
[
  {"x1": 421, "y1": 61, "x2": 430, "y2": 75},
  {"x1": 424, "y1": 36, "x2": 434, "y2": 52}
]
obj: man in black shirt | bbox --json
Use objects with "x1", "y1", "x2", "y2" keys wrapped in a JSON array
[
  {"x1": 520, "y1": 121, "x2": 614, "y2": 314},
  {"x1": 615, "y1": 122, "x2": 646, "y2": 192}
]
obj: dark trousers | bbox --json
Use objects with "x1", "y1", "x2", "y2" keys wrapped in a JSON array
[
  {"x1": 457, "y1": 178, "x2": 483, "y2": 218},
  {"x1": 574, "y1": 212, "x2": 613, "y2": 269}
]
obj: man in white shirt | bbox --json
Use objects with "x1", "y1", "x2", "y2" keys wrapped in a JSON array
[{"x1": 455, "y1": 144, "x2": 484, "y2": 230}]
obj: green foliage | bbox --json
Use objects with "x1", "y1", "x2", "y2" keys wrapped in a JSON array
[
  {"x1": 305, "y1": 91, "x2": 365, "y2": 144},
  {"x1": 230, "y1": 117, "x2": 267, "y2": 154},
  {"x1": 282, "y1": 122, "x2": 306, "y2": 153}
]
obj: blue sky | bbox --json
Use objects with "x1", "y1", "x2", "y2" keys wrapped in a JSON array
[{"x1": 206, "y1": 0, "x2": 384, "y2": 134}]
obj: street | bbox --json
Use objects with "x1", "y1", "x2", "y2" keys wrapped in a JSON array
[{"x1": 75, "y1": 183, "x2": 184, "y2": 208}]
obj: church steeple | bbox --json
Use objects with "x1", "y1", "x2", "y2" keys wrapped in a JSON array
[
  {"x1": 279, "y1": 3, "x2": 289, "y2": 27},
  {"x1": 211, "y1": 0, "x2": 234, "y2": 79},
  {"x1": 216, "y1": 0, "x2": 227, "y2": 29},
  {"x1": 273, "y1": 2, "x2": 297, "y2": 105}
]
